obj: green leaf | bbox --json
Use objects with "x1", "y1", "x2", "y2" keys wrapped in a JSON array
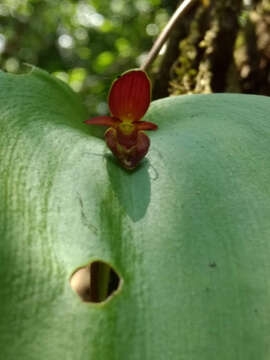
[{"x1": 1, "y1": 67, "x2": 270, "y2": 359}]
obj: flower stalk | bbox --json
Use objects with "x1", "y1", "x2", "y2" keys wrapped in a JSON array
[{"x1": 140, "y1": 0, "x2": 198, "y2": 72}]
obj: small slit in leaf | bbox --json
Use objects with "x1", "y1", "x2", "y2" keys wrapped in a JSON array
[{"x1": 70, "y1": 260, "x2": 121, "y2": 303}]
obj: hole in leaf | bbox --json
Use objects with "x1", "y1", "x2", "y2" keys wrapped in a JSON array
[{"x1": 70, "y1": 260, "x2": 121, "y2": 303}]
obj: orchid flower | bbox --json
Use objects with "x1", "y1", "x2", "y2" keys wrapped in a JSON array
[{"x1": 85, "y1": 69, "x2": 158, "y2": 170}]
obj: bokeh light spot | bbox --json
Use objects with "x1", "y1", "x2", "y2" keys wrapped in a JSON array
[
  {"x1": 58, "y1": 34, "x2": 74, "y2": 49},
  {"x1": 146, "y1": 23, "x2": 159, "y2": 36},
  {"x1": 0, "y1": 34, "x2": 6, "y2": 54}
]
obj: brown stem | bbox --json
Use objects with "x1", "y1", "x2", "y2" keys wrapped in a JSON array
[{"x1": 140, "y1": 0, "x2": 198, "y2": 72}]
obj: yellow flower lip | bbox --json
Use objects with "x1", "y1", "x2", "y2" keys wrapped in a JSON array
[
  {"x1": 118, "y1": 121, "x2": 135, "y2": 136},
  {"x1": 119, "y1": 113, "x2": 134, "y2": 122}
]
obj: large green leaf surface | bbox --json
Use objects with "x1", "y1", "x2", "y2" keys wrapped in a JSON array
[{"x1": 1, "y1": 68, "x2": 270, "y2": 359}]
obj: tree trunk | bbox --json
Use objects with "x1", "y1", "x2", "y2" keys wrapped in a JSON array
[{"x1": 153, "y1": 0, "x2": 270, "y2": 98}]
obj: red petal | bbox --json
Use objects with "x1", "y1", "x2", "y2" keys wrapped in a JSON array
[
  {"x1": 136, "y1": 131, "x2": 150, "y2": 159},
  {"x1": 116, "y1": 128, "x2": 138, "y2": 149},
  {"x1": 109, "y1": 70, "x2": 151, "y2": 121},
  {"x1": 105, "y1": 128, "x2": 118, "y2": 155},
  {"x1": 136, "y1": 121, "x2": 158, "y2": 131},
  {"x1": 84, "y1": 116, "x2": 119, "y2": 127},
  {"x1": 118, "y1": 132, "x2": 150, "y2": 170},
  {"x1": 105, "y1": 128, "x2": 150, "y2": 170}
]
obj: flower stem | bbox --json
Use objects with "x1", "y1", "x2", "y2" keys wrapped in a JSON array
[
  {"x1": 90, "y1": 261, "x2": 111, "y2": 302},
  {"x1": 97, "y1": 262, "x2": 111, "y2": 302},
  {"x1": 140, "y1": 0, "x2": 198, "y2": 72}
]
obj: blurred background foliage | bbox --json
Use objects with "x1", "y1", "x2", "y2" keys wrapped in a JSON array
[
  {"x1": 1, "y1": 0, "x2": 270, "y2": 117},
  {"x1": 0, "y1": 0, "x2": 176, "y2": 116}
]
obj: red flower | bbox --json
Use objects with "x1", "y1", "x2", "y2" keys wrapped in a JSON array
[{"x1": 85, "y1": 69, "x2": 158, "y2": 170}]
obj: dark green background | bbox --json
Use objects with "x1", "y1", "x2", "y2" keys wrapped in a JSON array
[{"x1": 0, "y1": 0, "x2": 174, "y2": 116}]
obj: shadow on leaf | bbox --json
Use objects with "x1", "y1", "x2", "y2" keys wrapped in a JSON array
[{"x1": 106, "y1": 155, "x2": 151, "y2": 222}]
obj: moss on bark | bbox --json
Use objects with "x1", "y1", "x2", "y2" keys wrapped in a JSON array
[{"x1": 153, "y1": 0, "x2": 270, "y2": 97}]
